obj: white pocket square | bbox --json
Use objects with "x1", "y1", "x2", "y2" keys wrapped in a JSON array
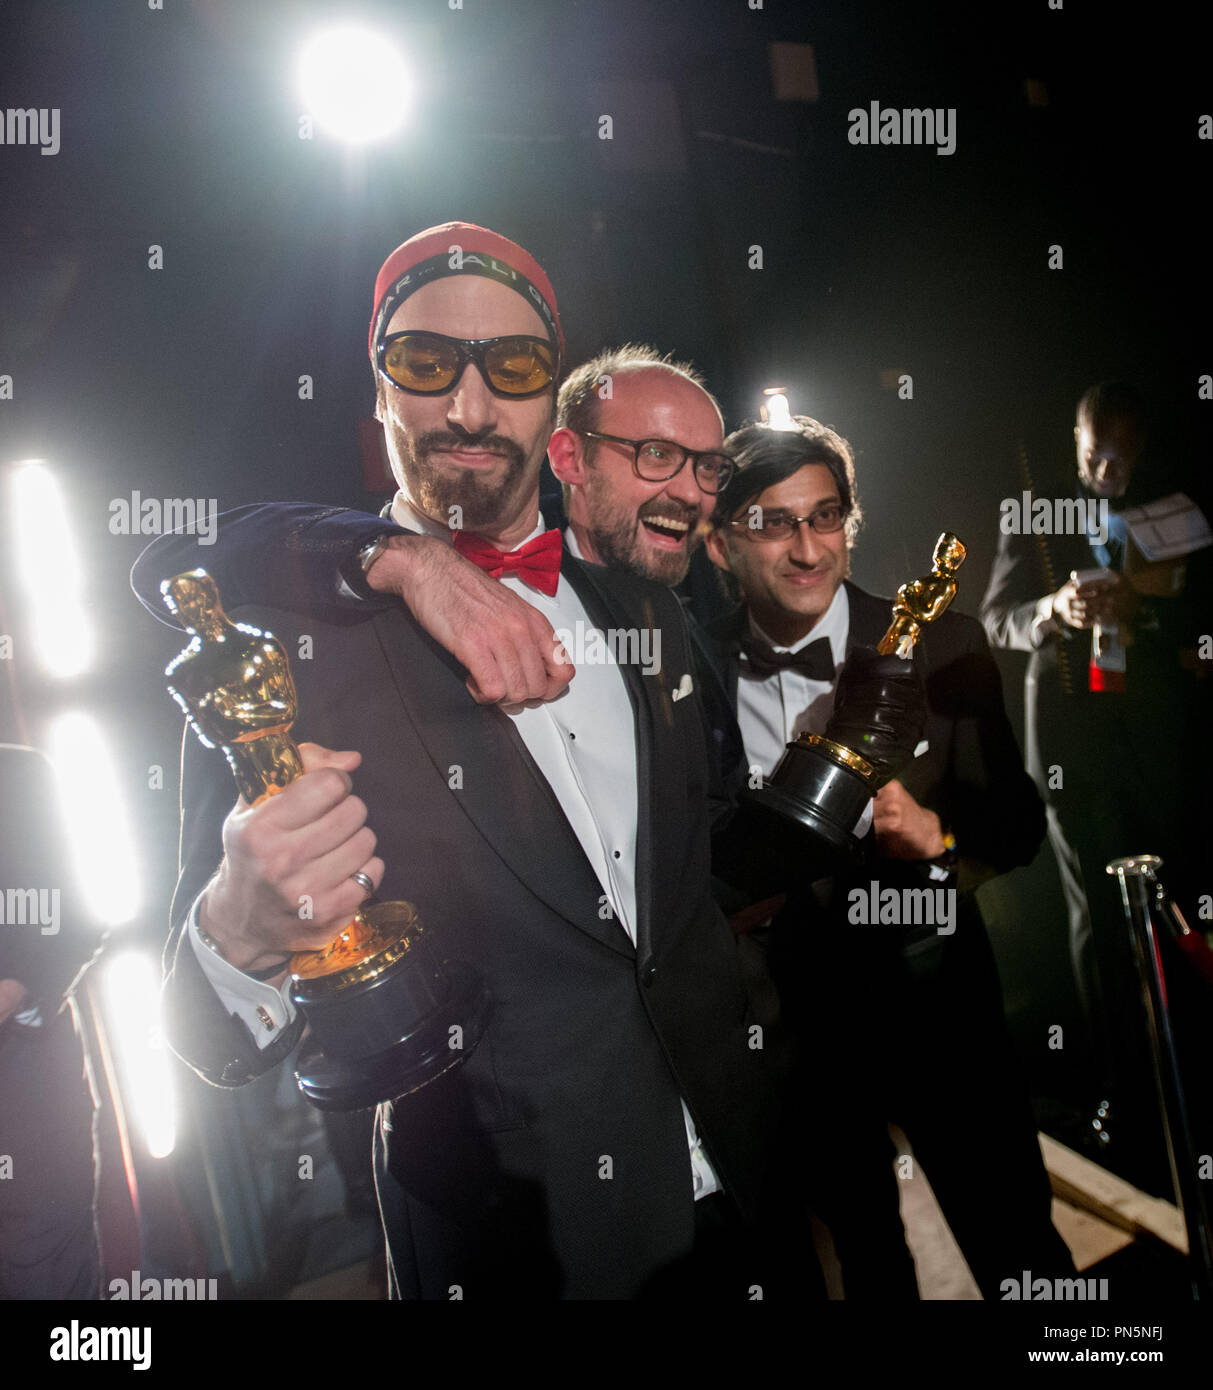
[
  {"x1": 913, "y1": 739, "x2": 930, "y2": 758},
  {"x1": 671, "y1": 673, "x2": 694, "y2": 702}
]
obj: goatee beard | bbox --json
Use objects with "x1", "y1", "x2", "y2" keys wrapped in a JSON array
[{"x1": 404, "y1": 430, "x2": 532, "y2": 533}]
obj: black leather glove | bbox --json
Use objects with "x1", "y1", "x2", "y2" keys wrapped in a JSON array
[{"x1": 824, "y1": 644, "x2": 927, "y2": 787}]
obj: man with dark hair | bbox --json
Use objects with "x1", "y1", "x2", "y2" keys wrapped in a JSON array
[
  {"x1": 721, "y1": 415, "x2": 864, "y2": 538},
  {"x1": 980, "y1": 382, "x2": 1210, "y2": 1186},
  {"x1": 703, "y1": 415, "x2": 1075, "y2": 1299},
  {"x1": 1075, "y1": 381, "x2": 1146, "y2": 470}
]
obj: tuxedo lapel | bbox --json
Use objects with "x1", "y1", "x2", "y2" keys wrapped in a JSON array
[
  {"x1": 843, "y1": 580, "x2": 894, "y2": 655},
  {"x1": 707, "y1": 605, "x2": 747, "y2": 709},
  {"x1": 368, "y1": 603, "x2": 633, "y2": 959}
]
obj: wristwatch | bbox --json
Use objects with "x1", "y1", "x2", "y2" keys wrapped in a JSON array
[
  {"x1": 356, "y1": 533, "x2": 391, "y2": 578},
  {"x1": 341, "y1": 533, "x2": 392, "y2": 599},
  {"x1": 927, "y1": 830, "x2": 958, "y2": 882}
]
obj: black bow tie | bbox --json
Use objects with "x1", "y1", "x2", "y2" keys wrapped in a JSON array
[{"x1": 740, "y1": 634, "x2": 835, "y2": 682}]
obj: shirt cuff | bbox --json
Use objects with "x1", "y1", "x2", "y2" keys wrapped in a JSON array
[
  {"x1": 187, "y1": 896, "x2": 297, "y2": 1048},
  {"x1": 683, "y1": 1101, "x2": 722, "y2": 1200},
  {"x1": 1029, "y1": 593, "x2": 1060, "y2": 647},
  {"x1": 854, "y1": 800, "x2": 875, "y2": 837}
]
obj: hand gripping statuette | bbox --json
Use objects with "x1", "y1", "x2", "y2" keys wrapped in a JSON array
[
  {"x1": 746, "y1": 532, "x2": 965, "y2": 859},
  {"x1": 162, "y1": 569, "x2": 488, "y2": 1110}
]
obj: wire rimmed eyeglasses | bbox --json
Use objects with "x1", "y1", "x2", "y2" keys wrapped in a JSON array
[{"x1": 725, "y1": 505, "x2": 846, "y2": 541}]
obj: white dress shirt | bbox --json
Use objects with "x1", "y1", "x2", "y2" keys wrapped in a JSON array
[
  {"x1": 189, "y1": 493, "x2": 720, "y2": 1197},
  {"x1": 562, "y1": 527, "x2": 590, "y2": 562},
  {"x1": 736, "y1": 583, "x2": 874, "y2": 836},
  {"x1": 737, "y1": 582, "x2": 850, "y2": 777}
]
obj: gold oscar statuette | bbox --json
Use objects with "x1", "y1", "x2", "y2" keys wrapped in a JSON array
[
  {"x1": 877, "y1": 531, "x2": 967, "y2": 660},
  {"x1": 745, "y1": 532, "x2": 965, "y2": 857},
  {"x1": 162, "y1": 569, "x2": 488, "y2": 1109}
]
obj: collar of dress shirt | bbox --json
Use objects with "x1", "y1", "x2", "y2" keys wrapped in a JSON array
[
  {"x1": 388, "y1": 490, "x2": 549, "y2": 548},
  {"x1": 746, "y1": 580, "x2": 850, "y2": 674},
  {"x1": 563, "y1": 525, "x2": 585, "y2": 560}
]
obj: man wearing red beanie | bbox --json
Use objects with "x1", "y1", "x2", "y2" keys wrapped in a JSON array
[{"x1": 141, "y1": 222, "x2": 791, "y2": 1299}]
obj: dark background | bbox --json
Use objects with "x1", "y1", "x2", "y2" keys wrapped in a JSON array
[{"x1": 1, "y1": 0, "x2": 1207, "y2": 1119}]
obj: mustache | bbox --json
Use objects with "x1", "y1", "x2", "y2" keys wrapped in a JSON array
[
  {"x1": 416, "y1": 429, "x2": 526, "y2": 467},
  {"x1": 637, "y1": 499, "x2": 700, "y2": 526}
]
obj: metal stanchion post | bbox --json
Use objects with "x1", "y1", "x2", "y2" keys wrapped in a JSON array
[{"x1": 1107, "y1": 854, "x2": 1213, "y2": 1299}]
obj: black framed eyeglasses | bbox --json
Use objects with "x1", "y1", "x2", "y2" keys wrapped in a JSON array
[
  {"x1": 579, "y1": 430, "x2": 736, "y2": 495},
  {"x1": 726, "y1": 505, "x2": 846, "y2": 541},
  {"x1": 377, "y1": 331, "x2": 558, "y2": 398}
]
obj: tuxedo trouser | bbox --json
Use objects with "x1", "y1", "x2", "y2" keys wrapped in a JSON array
[{"x1": 773, "y1": 913, "x2": 1073, "y2": 1300}]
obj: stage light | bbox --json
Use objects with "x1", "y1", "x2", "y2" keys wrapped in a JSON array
[
  {"x1": 100, "y1": 949, "x2": 176, "y2": 1160},
  {"x1": 48, "y1": 710, "x2": 142, "y2": 928},
  {"x1": 9, "y1": 460, "x2": 94, "y2": 679},
  {"x1": 761, "y1": 387, "x2": 795, "y2": 430},
  {"x1": 297, "y1": 25, "x2": 412, "y2": 144}
]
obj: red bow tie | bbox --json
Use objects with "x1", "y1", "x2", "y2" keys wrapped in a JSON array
[{"x1": 453, "y1": 527, "x2": 563, "y2": 596}]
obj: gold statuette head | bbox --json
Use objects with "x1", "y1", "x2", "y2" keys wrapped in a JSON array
[{"x1": 878, "y1": 530, "x2": 967, "y2": 658}]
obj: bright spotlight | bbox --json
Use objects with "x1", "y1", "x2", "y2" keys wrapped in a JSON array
[
  {"x1": 761, "y1": 387, "x2": 796, "y2": 430},
  {"x1": 100, "y1": 949, "x2": 177, "y2": 1160},
  {"x1": 9, "y1": 460, "x2": 94, "y2": 679},
  {"x1": 298, "y1": 25, "x2": 412, "y2": 143},
  {"x1": 48, "y1": 710, "x2": 142, "y2": 928}
]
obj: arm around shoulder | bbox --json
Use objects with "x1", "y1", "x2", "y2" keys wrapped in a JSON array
[{"x1": 131, "y1": 502, "x2": 414, "y2": 626}]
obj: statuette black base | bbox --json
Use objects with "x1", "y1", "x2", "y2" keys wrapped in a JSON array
[
  {"x1": 293, "y1": 961, "x2": 491, "y2": 1111},
  {"x1": 743, "y1": 738, "x2": 873, "y2": 861}
]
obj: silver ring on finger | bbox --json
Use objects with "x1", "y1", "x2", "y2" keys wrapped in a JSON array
[{"x1": 350, "y1": 870, "x2": 374, "y2": 896}]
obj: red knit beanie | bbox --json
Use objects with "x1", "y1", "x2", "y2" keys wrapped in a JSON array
[{"x1": 368, "y1": 221, "x2": 564, "y2": 362}]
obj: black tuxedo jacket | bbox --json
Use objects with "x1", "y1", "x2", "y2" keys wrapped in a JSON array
[
  {"x1": 705, "y1": 580, "x2": 1046, "y2": 892},
  {"x1": 161, "y1": 554, "x2": 778, "y2": 1299}
]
